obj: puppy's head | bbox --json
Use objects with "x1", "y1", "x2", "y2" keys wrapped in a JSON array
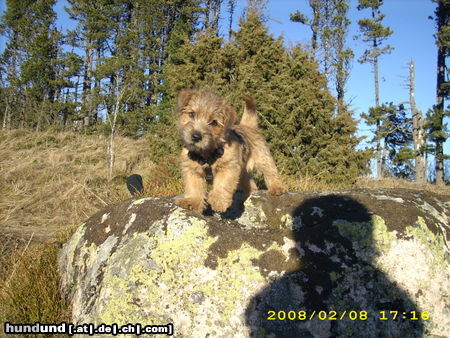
[{"x1": 177, "y1": 89, "x2": 237, "y2": 156}]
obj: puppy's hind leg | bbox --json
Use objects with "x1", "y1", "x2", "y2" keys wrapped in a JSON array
[
  {"x1": 238, "y1": 171, "x2": 258, "y2": 200},
  {"x1": 252, "y1": 146, "x2": 286, "y2": 196}
]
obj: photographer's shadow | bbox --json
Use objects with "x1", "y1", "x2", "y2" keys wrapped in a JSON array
[{"x1": 245, "y1": 195, "x2": 424, "y2": 337}]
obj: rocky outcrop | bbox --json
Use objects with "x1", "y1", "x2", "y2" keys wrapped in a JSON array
[{"x1": 58, "y1": 189, "x2": 449, "y2": 337}]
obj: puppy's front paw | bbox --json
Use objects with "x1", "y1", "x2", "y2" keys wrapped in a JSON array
[
  {"x1": 268, "y1": 182, "x2": 287, "y2": 196},
  {"x1": 207, "y1": 191, "x2": 232, "y2": 213},
  {"x1": 175, "y1": 197, "x2": 205, "y2": 213}
]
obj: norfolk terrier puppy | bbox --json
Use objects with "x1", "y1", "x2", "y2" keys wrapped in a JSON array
[{"x1": 174, "y1": 89, "x2": 286, "y2": 213}]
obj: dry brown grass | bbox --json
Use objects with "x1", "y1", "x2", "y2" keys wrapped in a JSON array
[
  {"x1": 356, "y1": 176, "x2": 450, "y2": 195},
  {"x1": 283, "y1": 174, "x2": 450, "y2": 195},
  {"x1": 0, "y1": 129, "x2": 179, "y2": 331},
  {"x1": 0, "y1": 241, "x2": 70, "y2": 335},
  {"x1": 0, "y1": 130, "x2": 157, "y2": 243},
  {"x1": 282, "y1": 174, "x2": 348, "y2": 191}
]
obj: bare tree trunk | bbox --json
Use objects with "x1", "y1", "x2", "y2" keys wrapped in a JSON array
[
  {"x1": 74, "y1": 75, "x2": 80, "y2": 104},
  {"x1": 107, "y1": 76, "x2": 126, "y2": 180},
  {"x1": 2, "y1": 87, "x2": 12, "y2": 130},
  {"x1": 373, "y1": 53, "x2": 383, "y2": 177},
  {"x1": 227, "y1": 0, "x2": 235, "y2": 39},
  {"x1": 309, "y1": 0, "x2": 320, "y2": 60},
  {"x1": 336, "y1": 48, "x2": 345, "y2": 114},
  {"x1": 7, "y1": 106, "x2": 11, "y2": 129},
  {"x1": 435, "y1": 41, "x2": 446, "y2": 185},
  {"x1": 82, "y1": 40, "x2": 94, "y2": 127},
  {"x1": 376, "y1": 119, "x2": 383, "y2": 178},
  {"x1": 374, "y1": 56, "x2": 380, "y2": 108},
  {"x1": 409, "y1": 61, "x2": 426, "y2": 183},
  {"x1": 3, "y1": 104, "x2": 10, "y2": 130}
]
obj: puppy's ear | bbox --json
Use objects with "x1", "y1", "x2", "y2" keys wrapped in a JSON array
[
  {"x1": 224, "y1": 107, "x2": 238, "y2": 127},
  {"x1": 177, "y1": 89, "x2": 196, "y2": 110}
]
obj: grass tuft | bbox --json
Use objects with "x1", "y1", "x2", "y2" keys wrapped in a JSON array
[{"x1": 0, "y1": 242, "x2": 70, "y2": 330}]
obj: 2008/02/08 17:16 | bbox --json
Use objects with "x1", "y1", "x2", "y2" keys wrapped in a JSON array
[{"x1": 266, "y1": 310, "x2": 430, "y2": 321}]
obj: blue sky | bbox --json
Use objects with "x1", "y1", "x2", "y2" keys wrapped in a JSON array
[{"x1": 0, "y1": 0, "x2": 444, "y2": 177}]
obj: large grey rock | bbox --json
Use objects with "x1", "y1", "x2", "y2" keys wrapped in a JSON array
[{"x1": 58, "y1": 189, "x2": 450, "y2": 337}]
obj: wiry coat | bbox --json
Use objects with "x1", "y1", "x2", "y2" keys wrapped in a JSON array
[{"x1": 175, "y1": 89, "x2": 286, "y2": 213}]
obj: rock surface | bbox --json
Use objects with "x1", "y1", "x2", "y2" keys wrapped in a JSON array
[{"x1": 58, "y1": 189, "x2": 450, "y2": 337}]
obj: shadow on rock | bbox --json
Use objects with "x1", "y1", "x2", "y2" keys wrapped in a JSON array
[{"x1": 245, "y1": 195, "x2": 425, "y2": 337}]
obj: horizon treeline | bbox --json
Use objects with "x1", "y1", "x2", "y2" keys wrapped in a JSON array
[{"x1": 0, "y1": 0, "x2": 448, "y2": 185}]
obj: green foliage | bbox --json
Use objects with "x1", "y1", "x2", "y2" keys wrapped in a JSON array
[
  {"x1": 362, "y1": 103, "x2": 415, "y2": 179},
  {"x1": 167, "y1": 11, "x2": 370, "y2": 184},
  {"x1": 356, "y1": 0, "x2": 393, "y2": 64},
  {"x1": 0, "y1": 0, "x2": 66, "y2": 129},
  {"x1": 426, "y1": 106, "x2": 450, "y2": 162},
  {"x1": 290, "y1": 0, "x2": 354, "y2": 106},
  {"x1": 429, "y1": 0, "x2": 450, "y2": 183}
]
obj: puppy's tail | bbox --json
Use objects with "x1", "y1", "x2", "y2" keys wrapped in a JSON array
[{"x1": 240, "y1": 95, "x2": 259, "y2": 129}]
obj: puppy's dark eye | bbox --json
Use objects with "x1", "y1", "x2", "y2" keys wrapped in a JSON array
[
  {"x1": 209, "y1": 120, "x2": 218, "y2": 126},
  {"x1": 189, "y1": 111, "x2": 195, "y2": 119}
]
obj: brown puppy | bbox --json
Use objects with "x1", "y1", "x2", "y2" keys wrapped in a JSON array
[{"x1": 175, "y1": 89, "x2": 286, "y2": 213}]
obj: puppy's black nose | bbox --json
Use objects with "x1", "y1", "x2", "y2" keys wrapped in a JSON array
[{"x1": 191, "y1": 132, "x2": 202, "y2": 143}]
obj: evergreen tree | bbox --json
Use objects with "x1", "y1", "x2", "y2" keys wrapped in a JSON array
[
  {"x1": 356, "y1": 0, "x2": 393, "y2": 177},
  {"x1": 290, "y1": 1, "x2": 319, "y2": 59},
  {"x1": 384, "y1": 104, "x2": 414, "y2": 179},
  {"x1": 66, "y1": 0, "x2": 117, "y2": 126},
  {"x1": 146, "y1": 0, "x2": 204, "y2": 167},
  {"x1": 277, "y1": 45, "x2": 370, "y2": 182},
  {"x1": 332, "y1": 0, "x2": 353, "y2": 113},
  {"x1": 167, "y1": 10, "x2": 371, "y2": 183},
  {"x1": 290, "y1": 0, "x2": 353, "y2": 113},
  {"x1": 204, "y1": 0, "x2": 222, "y2": 35},
  {"x1": 430, "y1": 0, "x2": 450, "y2": 184},
  {"x1": 362, "y1": 103, "x2": 415, "y2": 179},
  {"x1": 226, "y1": 0, "x2": 236, "y2": 39},
  {"x1": 0, "y1": 0, "x2": 25, "y2": 129},
  {"x1": 0, "y1": 0, "x2": 61, "y2": 129}
]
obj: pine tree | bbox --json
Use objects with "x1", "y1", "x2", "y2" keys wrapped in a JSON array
[
  {"x1": 383, "y1": 104, "x2": 414, "y2": 179},
  {"x1": 430, "y1": 0, "x2": 450, "y2": 184},
  {"x1": 167, "y1": 9, "x2": 371, "y2": 183},
  {"x1": 361, "y1": 104, "x2": 388, "y2": 176},
  {"x1": 332, "y1": 0, "x2": 353, "y2": 113},
  {"x1": 356, "y1": 0, "x2": 393, "y2": 177},
  {"x1": 204, "y1": 0, "x2": 222, "y2": 35},
  {"x1": 0, "y1": 0, "x2": 64, "y2": 129},
  {"x1": 290, "y1": 0, "x2": 353, "y2": 113},
  {"x1": 226, "y1": 0, "x2": 236, "y2": 39},
  {"x1": 0, "y1": 0, "x2": 25, "y2": 129},
  {"x1": 146, "y1": 0, "x2": 204, "y2": 168},
  {"x1": 277, "y1": 45, "x2": 370, "y2": 182},
  {"x1": 362, "y1": 102, "x2": 415, "y2": 179},
  {"x1": 290, "y1": 1, "x2": 319, "y2": 58},
  {"x1": 66, "y1": 0, "x2": 116, "y2": 126}
]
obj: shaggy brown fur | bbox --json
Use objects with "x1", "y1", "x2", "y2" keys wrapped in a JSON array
[{"x1": 174, "y1": 89, "x2": 286, "y2": 213}]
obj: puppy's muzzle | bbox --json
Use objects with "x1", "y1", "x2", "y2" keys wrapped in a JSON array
[{"x1": 191, "y1": 132, "x2": 202, "y2": 143}]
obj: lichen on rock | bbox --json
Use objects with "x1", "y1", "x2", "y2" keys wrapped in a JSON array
[{"x1": 58, "y1": 189, "x2": 450, "y2": 337}]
